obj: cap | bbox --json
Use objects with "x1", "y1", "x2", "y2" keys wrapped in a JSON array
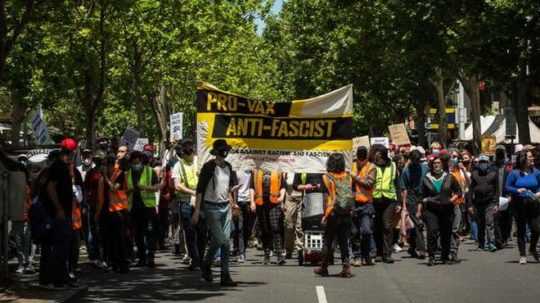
[
  {"x1": 478, "y1": 154, "x2": 490, "y2": 162},
  {"x1": 60, "y1": 138, "x2": 78, "y2": 151}
]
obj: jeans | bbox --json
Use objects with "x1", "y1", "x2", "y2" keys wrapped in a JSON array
[
  {"x1": 180, "y1": 201, "x2": 207, "y2": 267},
  {"x1": 11, "y1": 221, "x2": 32, "y2": 267},
  {"x1": 373, "y1": 198, "x2": 397, "y2": 258},
  {"x1": 424, "y1": 204, "x2": 454, "y2": 260},
  {"x1": 203, "y1": 202, "x2": 232, "y2": 276},
  {"x1": 450, "y1": 205, "x2": 462, "y2": 255},
  {"x1": 475, "y1": 203, "x2": 497, "y2": 248},
  {"x1": 131, "y1": 207, "x2": 158, "y2": 263},
  {"x1": 39, "y1": 218, "x2": 72, "y2": 285},
  {"x1": 322, "y1": 213, "x2": 352, "y2": 265},
  {"x1": 353, "y1": 203, "x2": 375, "y2": 259}
]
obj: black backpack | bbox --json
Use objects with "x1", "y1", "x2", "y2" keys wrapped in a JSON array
[{"x1": 472, "y1": 170, "x2": 496, "y2": 204}]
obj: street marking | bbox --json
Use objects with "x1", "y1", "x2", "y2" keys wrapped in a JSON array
[{"x1": 316, "y1": 286, "x2": 328, "y2": 303}]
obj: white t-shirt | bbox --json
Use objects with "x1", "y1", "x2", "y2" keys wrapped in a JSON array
[
  {"x1": 204, "y1": 164, "x2": 231, "y2": 203},
  {"x1": 236, "y1": 170, "x2": 252, "y2": 203}
]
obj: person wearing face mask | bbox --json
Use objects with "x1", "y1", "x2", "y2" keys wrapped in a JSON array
[
  {"x1": 449, "y1": 151, "x2": 469, "y2": 262},
  {"x1": 172, "y1": 139, "x2": 206, "y2": 271},
  {"x1": 400, "y1": 149, "x2": 428, "y2": 259},
  {"x1": 492, "y1": 146, "x2": 512, "y2": 248},
  {"x1": 77, "y1": 149, "x2": 95, "y2": 182},
  {"x1": 170, "y1": 145, "x2": 188, "y2": 259},
  {"x1": 420, "y1": 155, "x2": 462, "y2": 266},
  {"x1": 372, "y1": 144, "x2": 400, "y2": 264},
  {"x1": 192, "y1": 139, "x2": 239, "y2": 287},
  {"x1": 470, "y1": 155, "x2": 498, "y2": 252},
  {"x1": 351, "y1": 146, "x2": 377, "y2": 265},
  {"x1": 505, "y1": 150, "x2": 540, "y2": 264},
  {"x1": 126, "y1": 151, "x2": 159, "y2": 268}
]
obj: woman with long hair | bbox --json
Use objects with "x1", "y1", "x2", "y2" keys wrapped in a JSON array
[{"x1": 505, "y1": 150, "x2": 540, "y2": 264}]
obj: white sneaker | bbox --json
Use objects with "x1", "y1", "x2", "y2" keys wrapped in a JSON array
[
  {"x1": 237, "y1": 254, "x2": 245, "y2": 263},
  {"x1": 519, "y1": 257, "x2": 527, "y2": 265},
  {"x1": 393, "y1": 244, "x2": 403, "y2": 253},
  {"x1": 16, "y1": 266, "x2": 24, "y2": 274}
]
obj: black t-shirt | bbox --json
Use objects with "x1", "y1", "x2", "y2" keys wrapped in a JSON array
[
  {"x1": 44, "y1": 160, "x2": 73, "y2": 217},
  {"x1": 293, "y1": 173, "x2": 323, "y2": 193}
]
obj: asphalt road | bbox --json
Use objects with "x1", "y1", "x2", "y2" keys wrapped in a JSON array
[{"x1": 79, "y1": 240, "x2": 540, "y2": 303}]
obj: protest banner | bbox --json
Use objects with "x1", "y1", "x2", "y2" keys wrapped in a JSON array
[
  {"x1": 481, "y1": 135, "x2": 497, "y2": 156},
  {"x1": 370, "y1": 137, "x2": 390, "y2": 148},
  {"x1": 196, "y1": 82, "x2": 353, "y2": 173},
  {"x1": 133, "y1": 138, "x2": 149, "y2": 152},
  {"x1": 170, "y1": 112, "x2": 183, "y2": 142},
  {"x1": 120, "y1": 128, "x2": 140, "y2": 151},
  {"x1": 388, "y1": 123, "x2": 411, "y2": 146}
]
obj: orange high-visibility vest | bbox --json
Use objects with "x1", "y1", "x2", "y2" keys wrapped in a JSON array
[
  {"x1": 72, "y1": 200, "x2": 82, "y2": 230},
  {"x1": 351, "y1": 161, "x2": 374, "y2": 204},
  {"x1": 451, "y1": 169, "x2": 466, "y2": 205},
  {"x1": 253, "y1": 169, "x2": 282, "y2": 206},
  {"x1": 108, "y1": 166, "x2": 129, "y2": 212}
]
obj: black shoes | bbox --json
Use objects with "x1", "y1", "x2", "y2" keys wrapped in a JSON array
[
  {"x1": 428, "y1": 257, "x2": 435, "y2": 267},
  {"x1": 382, "y1": 257, "x2": 395, "y2": 264},
  {"x1": 220, "y1": 276, "x2": 238, "y2": 287},
  {"x1": 201, "y1": 263, "x2": 213, "y2": 282}
]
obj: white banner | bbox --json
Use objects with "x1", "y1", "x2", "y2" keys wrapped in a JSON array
[
  {"x1": 170, "y1": 112, "x2": 183, "y2": 142},
  {"x1": 31, "y1": 106, "x2": 50, "y2": 145}
]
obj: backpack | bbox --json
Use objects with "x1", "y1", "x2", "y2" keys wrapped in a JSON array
[
  {"x1": 28, "y1": 196, "x2": 53, "y2": 244},
  {"x1": 325, "y1": 173, "x2": 354, "y2": 213},
  {"x1": 472, "y1": 170, "x2": 496, "y2": 204}
]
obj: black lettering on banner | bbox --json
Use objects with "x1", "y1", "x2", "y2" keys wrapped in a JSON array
[
  {"x1": 197, "y1": 91, "x2": 292, "y2": 117},
  {"x1": 212, "y1": 115, "x2": 352, "y2": 140}
]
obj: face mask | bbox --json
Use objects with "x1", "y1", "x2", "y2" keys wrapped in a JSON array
[
  {"x1": 132, "y1": 163, "x2": 143, "y2": 171},
  {"x1": 450, "y1": 158, "x2": 459, "y2": 167},
  {"x1": 218, "y1": 150, "x2": 229, "y2": 158}
]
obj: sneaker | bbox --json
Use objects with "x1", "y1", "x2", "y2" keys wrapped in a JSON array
[
  {"x1": 181, "y1": 255, "x2": 192, "y2": 265},
  {"x1": 365, "y1": 257, "x2": 375, "y2": 266},
  {"x1": 488, "y1": 244, "x2": 497, "y2": 252},
  {"x1": 427, "y1": 257, "x2": 435, "y2": 267},
  {"x1": 313, "y1": 266, "x2": 329, "y2": 277},
  {"x1": 519, "y1": 257, "x2": 527, "y2": 265},
  {"x1": 351, "y1": 258, "x2": 362, "y2": 267},
  {"x1": 383, "y1": 257, "x2": 395, "y2": 264},
  {"x1": 393, "y1": 244, "x2": 402, "y2": 253},
  {"x1": 16, "y1": 266, "x2": 25, "y2": 274},
  {"x1": 263, "y1": 255, "x2": 270, "y2": 265},
  {"x1": 277, "y1": 259, "x2": 286, "y2": 266},
  {"x1": 237, "y1": 254, "x2": 246, "y2": 263},
  {"x1": 201, "y1": 263, "x2": 213, "y2": 282},
  {"x1": 220, "y1": 276, "x2": 238, "y2": 287},
  {"x1": 68, "y1": 272, "x2": 77, "y2": 281},
  {"x1": 24, "y1": 265, "x2": 35, "y2": 274}
]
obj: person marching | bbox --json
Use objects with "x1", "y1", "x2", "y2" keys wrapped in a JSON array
[
  {"x1": 400, "y1": 149, "x2": 428, "y2": 259},
  {"x1": 421, "y1": 155, "x2": 462, "y2": 266},
  {"x1": 351, "y1": 146, "x2": 377, "y2": 266},
  {"x1": 127, "y1": 151, "x2": 159, "y2": 268},
  {"x1": 314, "y1": 153, "x2": 354, "y2": 278},
  {"x1": 372, "y1": 144, "x2": 400, "y2": 263},
  {"x1": 250, "y1": 167, "x2": 287, "y2": 265},
  {"x1": 505, "y1": 150, "x2": 540, "y2": 264},
  {"x1": 173, "y1": 139, "x2": 206, "y2": 271},
  {"x1": 192, "y1": 139, "x2": 239, "y2": 287},
  {"x1": 104, "y1": 146, "x2": 130, "y2": 273},
  {"x1": 470, "y1": 155, "x2": 498, "y2": 252}
]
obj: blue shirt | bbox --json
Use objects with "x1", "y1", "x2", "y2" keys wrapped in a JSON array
[{"x1": 505, "y1": 168, "x2": 540, "y2": 199}]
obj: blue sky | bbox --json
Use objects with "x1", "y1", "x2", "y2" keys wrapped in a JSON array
[{"x1": 255, "y1": 0, "x2": 284, "y2": 35}]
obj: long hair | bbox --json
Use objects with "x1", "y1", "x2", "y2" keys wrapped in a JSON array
[
  {"x1": 326, "y1": 153, "x2": 345, "y2": 173},
  {"x1": 516, "y1": 150, "x2": 531, "y2": 171}
]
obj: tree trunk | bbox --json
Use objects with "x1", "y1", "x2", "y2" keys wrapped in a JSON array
[
  {"x1": 9, "y1": 99, "x2": 27, "y2": 147},
  {"x1": 430, "y1": 69, "x2": 448, "y2": 147},
  {"x1": 461, "y1": 75, "x2": 482, "y2": 155},
  {"x1": 150, "y1": 85, "x2": 170, "y2": 156},
  {"x1": 85, "y1": 106, "x2": 97, "y2": 150},
  {"x1": 515, "y1": 73, "x2": 530, "y2": 144}
]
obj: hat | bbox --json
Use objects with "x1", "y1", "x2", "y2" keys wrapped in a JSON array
[
  {"x1": 210, "y1": 139, "x2": 232, "y2": 155},
  {"x1": 478, "y1": 154, "x2": 490, "y2": 162},
  {"x1": 60, "y1": 138, "x2": 78, "y2": 151}
]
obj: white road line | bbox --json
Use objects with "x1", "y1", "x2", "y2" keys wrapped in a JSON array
[{"x1": 316, "y1": 285, "x2": 328, "y2": 303}]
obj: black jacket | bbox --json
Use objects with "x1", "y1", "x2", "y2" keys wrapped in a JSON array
[
  {"x1": 421, "y1": 172, "x2": 461, "y2": 206},
  {"x1": 196, "y1": 159, "x2": 238, "y2": 201}
]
